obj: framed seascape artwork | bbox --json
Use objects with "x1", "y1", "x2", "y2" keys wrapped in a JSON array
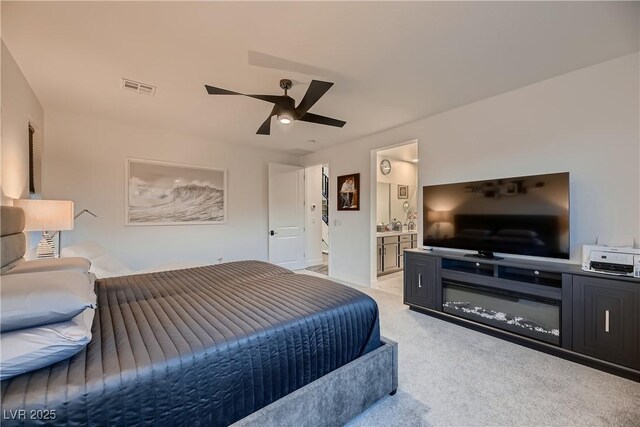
[
  {"x1": 337, "y1": 173, "x2": 360, "y2": 211},
  {"x1": 398, "y1": 185, "x2": 408, "y2": 199},
  {"x1": 126, "y1": 159, "x2": 227, "y2": 225}
]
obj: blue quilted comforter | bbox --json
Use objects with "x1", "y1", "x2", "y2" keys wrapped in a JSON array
[{"x1": 1, "y1": 261, "x2": 380, "y2": 426}]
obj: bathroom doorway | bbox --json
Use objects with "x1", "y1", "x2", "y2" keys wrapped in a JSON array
[
  {"x1": 371, "y1": 141, "x2": 418, "y2": 295},
  {"x1": 304, "y1": 164, "x2": 330, "y2": 276}
]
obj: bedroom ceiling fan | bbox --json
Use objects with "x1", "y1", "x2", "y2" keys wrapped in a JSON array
[{"x1": 204, "y1": 79, "x2": 346, "y2": 135}]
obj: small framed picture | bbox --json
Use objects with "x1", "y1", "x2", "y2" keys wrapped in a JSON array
[
  {"x1": 398, "y1": 185, "x2": 408, "y2": 199},
  {"x1": 337, "y1": 173, "x2": 360, "y2": 211}
]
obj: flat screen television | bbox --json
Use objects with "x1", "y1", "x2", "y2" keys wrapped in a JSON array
[{"x1": 423, "y1": 172, "x2": 570, "y2": 259}]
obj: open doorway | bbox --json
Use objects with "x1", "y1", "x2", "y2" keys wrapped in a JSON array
[
  {"x1": 371, "y1": 142, "x2": 418, "y2": 295},
  {"x1": 304, "y1": 164, "x2": 330, "y2": 276}
]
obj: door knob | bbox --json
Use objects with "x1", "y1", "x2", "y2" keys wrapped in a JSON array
[{"x1": 270, "y1": 230, "x2": 277, "y2": 236}]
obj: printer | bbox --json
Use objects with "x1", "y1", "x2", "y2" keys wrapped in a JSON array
[{"x1": 582, "y1": 244, "x2": 640, "y2": 278}]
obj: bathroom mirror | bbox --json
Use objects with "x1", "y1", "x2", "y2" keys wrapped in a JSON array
[{"x1": 376, "y1": 182, "x2": 418, "y2": 226}]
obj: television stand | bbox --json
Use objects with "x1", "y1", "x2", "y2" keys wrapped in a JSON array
[
  {"x1": 464, "y1": 250, "x2": 503, "y2": 260},
  {"x1": 403, "y1": 248, "x2": 640, "y2": 381}
]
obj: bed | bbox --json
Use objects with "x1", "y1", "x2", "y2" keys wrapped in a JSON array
[{"x1": 0, "y1": 206, "x2": 397, "y2": 426}]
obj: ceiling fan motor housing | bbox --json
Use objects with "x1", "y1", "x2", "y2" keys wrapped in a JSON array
[{"x1": 279, "y1": 79, "x2": 293, "y2": 91}]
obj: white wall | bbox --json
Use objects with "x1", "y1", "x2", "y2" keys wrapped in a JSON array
[
  {"x1": 43, "y1": 110, "x2": 298, "y2": 270},
  {"x1": 303, "y1": 53, "x2": 640, "y2": 286},
  {"x1": 305, "y1": 164, "x2": 323, "y2": 266},
  {"x1": 1, "y1": 41, "x2": 44, "y2": 205},
  {"x1": 376, "y1": 157, "x2": 417, "y2": 185}
]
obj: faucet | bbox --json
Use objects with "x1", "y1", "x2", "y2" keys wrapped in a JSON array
[{"x1": 392, "y1": 219, "x2": 402, "y2": 232}]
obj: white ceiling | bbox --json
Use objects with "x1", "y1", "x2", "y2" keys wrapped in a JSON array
[
  {"x1": 2, "y1": 2, "x2": 638, "y2": 153},
  {"x1": 378, "y1": 143, "x2": 418, "y2": 164}
]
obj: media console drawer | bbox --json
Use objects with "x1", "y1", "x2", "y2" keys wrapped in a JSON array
[{"x1": 442, "y1": 258, "x2": 494, "y2": 276}]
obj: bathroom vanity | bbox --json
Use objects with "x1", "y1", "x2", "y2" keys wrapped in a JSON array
[{"x1": 376, "y1": 231, "x2": 418, "y2": 276}]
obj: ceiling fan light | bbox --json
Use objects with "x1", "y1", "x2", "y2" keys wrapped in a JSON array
[{"x1": 278, "y1": 113, "x2": 293, "y2": 125}]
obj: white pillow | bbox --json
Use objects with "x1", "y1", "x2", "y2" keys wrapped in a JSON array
[
  {"x1": 0, "y1": 270, "x2": 96, "y2": 332},
  {"x1": 61, "y1": 241, "x2": 133, "y2": 278},
  {"x1": 4, "y1": 257, "x2": 91, "y2": 275},
  {"x1": 60, "y1": 241, "x2": 106, "y2": 260},
  {"x1": 0, "y1": 308, "x2": 95, "y2": 380},
  {"x1": 88, "y1": 253, "x2": 134, "y2": 278}
]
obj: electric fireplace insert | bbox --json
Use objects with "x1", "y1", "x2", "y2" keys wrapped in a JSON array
[{"x1": 442, "y1": 281, "x2": 561, "y2": 345}]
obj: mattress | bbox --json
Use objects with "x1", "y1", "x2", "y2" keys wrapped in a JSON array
[{"x1": 0, "y1": 261, "x2": 380, "y2": 426}]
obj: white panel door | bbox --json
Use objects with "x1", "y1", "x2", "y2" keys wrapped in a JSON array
[{"x1": 268, "y1": 163, "x2": 305, "y2": 270}]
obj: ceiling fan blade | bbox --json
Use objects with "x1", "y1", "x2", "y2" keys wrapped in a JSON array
[
  {"x1": 256, "y1": 117, "x2": 272, "y2": 135},
  {"x1": 296, "y1": 80, "x2": 334, "y2": 114},
  {"x1": 205, "y1": 85, "x2": 290, "y2": 108},
  {"x1": 248, "y1": 94, "x2": 290, "y2": 107},
  {"x1": 205, "y1": 85, "x2": 241, "y2": 95},
  {"x1": 297, "y1": 112, "x2": 346, "y2": 128},
  {"x1": 256, "y1": 106, "x2": 278, "y2": 135}
]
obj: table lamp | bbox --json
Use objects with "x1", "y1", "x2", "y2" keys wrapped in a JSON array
[
  {"x1": 427, "y1": 210, "x2": 452, "y2": 239},
  {"x1": 14, "y1": 199, "x2": 74, "y2": 259}
]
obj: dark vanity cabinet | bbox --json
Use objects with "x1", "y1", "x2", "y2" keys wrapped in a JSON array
[
  {"x1": 572, "y1": 276, "x2": 639, "y2": 370},
  {"x1": 404, "y1": 252, "x2": 438, "y2": 309},
  {"x1": 403, "y1": 248, "x2": 640, "y2": 380}
]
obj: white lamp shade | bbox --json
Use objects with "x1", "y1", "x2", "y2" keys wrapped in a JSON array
[
  {"x1": 14, "y1": 199, "x2": 74, "y2": 231},
  {"x1": 427, "y1": 210, "x2": 452, "y2": 223}
]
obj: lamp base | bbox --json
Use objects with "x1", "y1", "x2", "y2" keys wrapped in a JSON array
[
  {"x1": 36, "y1": 232, "x2": 56, "y2": 259},
  {"x1": 434, "y1": 223, "x2": 441, "y2": 240}
]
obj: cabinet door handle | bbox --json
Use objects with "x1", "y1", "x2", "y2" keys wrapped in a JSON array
[
  {"x1": 605, "y1": 310, "x2": 610, "y2": 333},
  {"x1": 418, "y1": 273, "x2": 422, "y2": 288}
]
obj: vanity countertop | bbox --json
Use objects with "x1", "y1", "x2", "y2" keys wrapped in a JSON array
[{"x1": 376, "y1": 230, "x2": 418, "y2": 238}]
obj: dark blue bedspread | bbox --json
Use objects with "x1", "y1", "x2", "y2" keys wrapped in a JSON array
[{"x1": 1, "y1": 261, "x2": 380, "y2": 426}]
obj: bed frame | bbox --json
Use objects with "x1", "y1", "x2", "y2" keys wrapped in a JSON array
[
  {"x1": 235, "y1": 337, "x2": 398, "y2": 426},
  {"x1": 1, "y1": 206, "x2": 398, "y2": 426}
]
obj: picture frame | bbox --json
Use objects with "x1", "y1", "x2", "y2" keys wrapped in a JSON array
[
  {"x1": 397, "y1": 185, "x2": 408, "y2": 199},
  {"x1": 504, "y1": 182, "x2": 517, "y2": 196},
  {"x1": 125, "y1": 158, "x2": 227, "y2": 225},
  {"x1": 337, "y1": 173, "x2": 360, "y2": 211}
]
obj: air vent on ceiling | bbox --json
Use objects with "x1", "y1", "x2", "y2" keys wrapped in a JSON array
[{"x1": 121, "y1": 78, "x2": 157, "y2": 96}]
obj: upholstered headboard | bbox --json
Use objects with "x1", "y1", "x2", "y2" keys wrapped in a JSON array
[{"x1": 1, "y1": 206, "x2": 26, "y2": 272}]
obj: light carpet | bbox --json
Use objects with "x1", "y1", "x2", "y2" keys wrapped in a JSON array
[{"x1": 296, "y1": 272, "x2": 640, "y2": 426}]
